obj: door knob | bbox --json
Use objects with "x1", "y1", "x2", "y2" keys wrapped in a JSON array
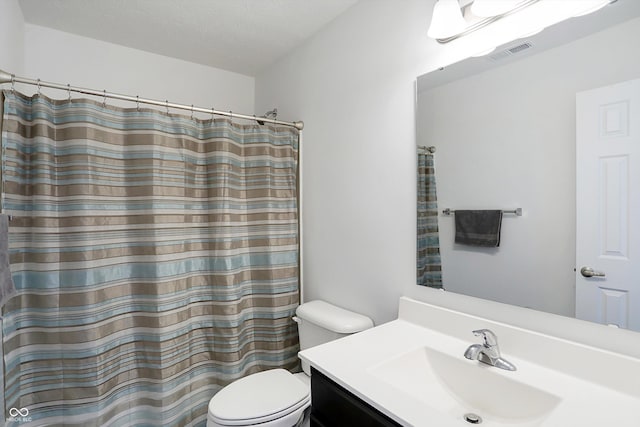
[{"x1": 580, "y1": 266, "x2": 606, "y2": 278}]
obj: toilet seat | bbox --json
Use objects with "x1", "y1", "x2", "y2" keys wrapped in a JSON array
[{"x1": 207, "y1": 369, "x2": 310, "y2": 427}]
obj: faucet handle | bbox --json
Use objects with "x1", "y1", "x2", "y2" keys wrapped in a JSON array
[{"x1": 472, "y1": 329, "x2": 498, "y2": 347}]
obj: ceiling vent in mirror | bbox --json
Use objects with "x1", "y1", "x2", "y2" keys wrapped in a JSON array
[{"x1": 487, "y1": 42, "x2": 533, "y2": 62}]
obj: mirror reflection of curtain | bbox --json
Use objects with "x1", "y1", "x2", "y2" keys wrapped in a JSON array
[
  {"x1": 417, "y1": 151, "x2": 442, "y2": 288},
  {"x1": 1, "y1": 90, "x2": 300, "y2": 426}
]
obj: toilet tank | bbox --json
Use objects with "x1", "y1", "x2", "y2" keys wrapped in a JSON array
[{"x1": 294, "y1": 300, "x2": 374, "y2": 375}]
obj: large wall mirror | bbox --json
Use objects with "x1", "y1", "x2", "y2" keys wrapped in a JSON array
[{"x1": 416, "y1": 1, "x2": 640, "y2": 331}]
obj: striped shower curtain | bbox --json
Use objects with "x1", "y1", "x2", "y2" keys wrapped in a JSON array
[
  {"x1": 417, "y1": 151, "x2": 442, "y2": 288},
  {"x1": 0, "y1": 91, "x2": 300, "y2": 426}
]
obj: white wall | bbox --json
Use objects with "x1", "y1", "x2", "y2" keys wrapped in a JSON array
[
  {"x1": 0, "y1": 0, "x2": 25, "y2": 75},
  {"x1": 20, "y1": 24, "x2": 255, "y2": 114},
  {"x1": 256, "y1": 1, "x2": 430, "y2": 325},
  {"x1": 255, "y1": 0, "x2": 493, "y2": 325},
  {"x1": 418, "y1": 17, "x2": 640, "y2": 318},
  {"x1": 255, "y1": 0, "x2": 640, "y2": 356}
]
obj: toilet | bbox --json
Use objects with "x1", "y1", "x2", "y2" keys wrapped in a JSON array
[{"x1": 206, "y1": 300, "x2": 374, "y2": 427}]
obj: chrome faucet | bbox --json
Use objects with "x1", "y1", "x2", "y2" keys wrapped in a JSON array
[{"x1": 464, "y1": 329, "x2": 516, "y2": 371}]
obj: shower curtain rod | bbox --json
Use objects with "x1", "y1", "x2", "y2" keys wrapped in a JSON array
[{"x1": 0, "y1": 69, "x2": 304, "y2": 130}]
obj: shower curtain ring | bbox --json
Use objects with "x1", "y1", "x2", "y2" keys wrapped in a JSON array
[
  {"x1": 102, "y1": 90, "x2": 107, "y2": 107},
  {"x1": 136, "y1": 95, "x2": 140, "y2": 111},
  {"x1": 37, "y1": 79, "x2": 41, "y2": 95},
  {"x1": 211, "y1": 107, "x2": 215, "y2": 120},
  {"x1": 10, "y1": 75, "x2": 15, "y2": 93},
  {"x1": 166, "y1": 100, "x2": 169, "y2": 114},
  {"x1": 67, "y1": 84, "x2": 71, "y2": 101},
  {"x1": 191, "y1": 104, "x2": 194, "y2": 119}
]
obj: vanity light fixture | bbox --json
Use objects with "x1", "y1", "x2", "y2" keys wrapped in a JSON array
[{"x1": 427, "y1": 0, "x2": 616, "y2": 44}]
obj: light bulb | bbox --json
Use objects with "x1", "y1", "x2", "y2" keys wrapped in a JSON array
[
  {"x1": 470, "y1": 0, "x2": 520, "y2": 17},
  {"x1": 572, "y1": 0, "x2": 611, "y2": 17},
  {"x1": 428, "y1": 0, "x2": 467, "y2": 39},
  {"x1": 518, "y1": 27, "x2": 545, "y2": 39},
  {"x1": 471, "y1": 46, "x2": 497, "y2": 57}
]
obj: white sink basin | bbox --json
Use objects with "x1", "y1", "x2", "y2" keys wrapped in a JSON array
[
  {"x1": 301, "y1": 299, "x2": 640, "y2": 427},
  {"x1": 370, "y1": 346, "x2": 561, "y2": 426}
]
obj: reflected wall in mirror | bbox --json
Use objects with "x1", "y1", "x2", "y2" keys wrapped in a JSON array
[{"x1": 416, "y1": 1, "x2": 640, "y2": 330}]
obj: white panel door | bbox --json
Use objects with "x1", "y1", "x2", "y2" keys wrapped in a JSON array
[{"x1": 576, "y1": 78, "x2": 640, "y2": 331}]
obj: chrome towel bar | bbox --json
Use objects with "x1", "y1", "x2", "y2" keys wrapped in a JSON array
[{"x1": 442, "y1": 208, "x2": 522, "y2": 216}]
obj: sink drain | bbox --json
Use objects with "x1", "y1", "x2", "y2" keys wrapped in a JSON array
[{"x1": 463, "y1": 413, "x2": 483, "y2": 424}]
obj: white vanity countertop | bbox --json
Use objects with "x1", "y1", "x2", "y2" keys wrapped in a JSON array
[{"x1": 299, "y1": 297, "x2": 640, "y2": 427}]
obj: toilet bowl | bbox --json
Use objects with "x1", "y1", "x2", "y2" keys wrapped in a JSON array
[
  {"x1": 206, "y1": 300, "x2": 373, "y2": 427},
  {"x1": 207, "y1": 369, "x2": 310, "y2": 427}
]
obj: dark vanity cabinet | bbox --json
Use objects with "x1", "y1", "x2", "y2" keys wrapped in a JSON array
[{"x1": 310, "y1": 367, "x2": 403, "y2": 427}]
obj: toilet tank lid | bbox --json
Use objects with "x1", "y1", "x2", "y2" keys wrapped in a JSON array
[{"x1": 295, "y1": 300, "x2": 374, "y2": 333}]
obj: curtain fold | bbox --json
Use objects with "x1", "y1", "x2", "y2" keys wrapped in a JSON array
[
  {"x1": 0, "y1": 90, "x2": 300, "y2": 426},
  {"x1": 417, "y1": 151, "x2": 442, "y2": 288}
]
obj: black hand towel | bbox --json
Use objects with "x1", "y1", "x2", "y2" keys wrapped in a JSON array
[{"x1": 454, "y1": 210, "x2": 503, "y2": 247}]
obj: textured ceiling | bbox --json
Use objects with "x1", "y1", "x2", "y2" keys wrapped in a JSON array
[{"x1": 18, "y1": 0, "x2": 359, "y2": 76}]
